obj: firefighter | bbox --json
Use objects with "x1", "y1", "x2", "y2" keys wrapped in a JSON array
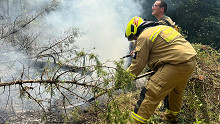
[
  {"x1": 152, "y1": 0, "x2": 176, "y2": 111},
  {"x1": 125, "y1": 17, "x2": 196, "y2": 123},
  {"x1": 152, "y1": 0, "x2": 177, "y2": 29}
]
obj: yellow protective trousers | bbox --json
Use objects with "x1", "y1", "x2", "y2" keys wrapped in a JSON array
[{"x1": 132, "y1": 57, "x2": 196, "y2": 123}]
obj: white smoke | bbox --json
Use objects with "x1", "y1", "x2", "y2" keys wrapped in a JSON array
[
  {"x1": 0, "y1": 0, "x2": 143, "y2": 62},
  {"x1": 44, "y1": 0, "x2": 143, "y2": 62},
  {"x1": 0, "y1": 0, "x2": 144, "y2": 79}
]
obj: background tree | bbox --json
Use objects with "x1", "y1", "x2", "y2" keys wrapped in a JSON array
[{"x1": 140, "y1": 0, "x2": 220, "y2": 49}]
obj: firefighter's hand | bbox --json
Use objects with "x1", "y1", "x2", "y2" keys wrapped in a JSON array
[{"x1": 130, "y1": 50, "x2": 135, "y2": 57}]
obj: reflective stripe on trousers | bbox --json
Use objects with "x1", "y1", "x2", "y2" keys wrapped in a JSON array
[
  {"x1": 132, "y1": 112, "x2": 148, "y2": 123},
  {"x1": 165, "y1": 109, "x2": 179, "y2": 116}
]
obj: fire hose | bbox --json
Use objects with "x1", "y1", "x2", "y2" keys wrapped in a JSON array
[{"x1": 120, "y1": 54, "x2": 132, "y2": 59}]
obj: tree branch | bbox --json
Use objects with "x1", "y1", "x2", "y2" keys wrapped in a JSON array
[{"x1": 0, "y1": 79, "x2": 102, "y2": 89}]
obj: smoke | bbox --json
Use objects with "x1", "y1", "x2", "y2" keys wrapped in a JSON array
[
  {"x1": 0, "y1": 0, "x2": 143, "y2": 62},
  {"x1": 44, "y1": 0, "x2": 143, "y2": 62},
  {"x1": 0, "y1": 40, "x2": 28, "y2": 82},
  {"x1": 0, "y1": 39, "x2": 39, "y2": 112},
  {"x1": 0, "y1": 0, "x2": 145, "y2": 82}
]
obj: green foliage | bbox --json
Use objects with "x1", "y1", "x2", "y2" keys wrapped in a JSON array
[
  {"x1": 106, "y1": 99, "x2": 131, "y2": 124},
  {"x1": 74, "y1": 60, "x2": 136, "y2": 124},
  {"x1": 114, "y1": 60, "x2": 136, "y2": 90},
  {"x1": 169, "y1": 0, "x2": 220, "y2": 49},
  {"x1": 99, "y1": 60, "x2": 136, "y2": 123},
  {"x1": 141, "y1": 0, "x2": 220, "y2": 49},
  {"x1": 180, "y1": 44, "x2": 220, "y2": 123},
  {"x1": 64, "y1": 107, "x2": 82, "y2": 123},
  {"x1": 76, "y1": 51, "x2": 86, "y2": 57},
  {"x1": 105, "y1": 93, "x2": 134, "y2": 124}
]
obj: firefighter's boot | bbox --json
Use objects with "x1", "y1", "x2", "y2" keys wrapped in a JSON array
[{"x1": 163, "y1": 109, "x2": 178, "y2": 123}]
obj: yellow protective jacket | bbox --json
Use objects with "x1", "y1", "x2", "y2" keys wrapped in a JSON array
[{"x1": 127, "y1": 25, "x2": 197, "y2": 76}]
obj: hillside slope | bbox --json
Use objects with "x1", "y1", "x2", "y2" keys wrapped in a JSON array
[{"x1": 84, "y1": 43, "x2": 220, "y2": 124}]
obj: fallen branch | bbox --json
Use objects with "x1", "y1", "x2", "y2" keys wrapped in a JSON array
[
  {"x1": 66, "y1": 71, "x2": 155, "y2": 107},
  {"x1": 0, "y1": 79, "x2": 98, "y2": 88}
]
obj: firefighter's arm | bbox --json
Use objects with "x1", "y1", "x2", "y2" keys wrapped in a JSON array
[{"x1": 127, "y1": 37, "x2": 150, "y2": 76}]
